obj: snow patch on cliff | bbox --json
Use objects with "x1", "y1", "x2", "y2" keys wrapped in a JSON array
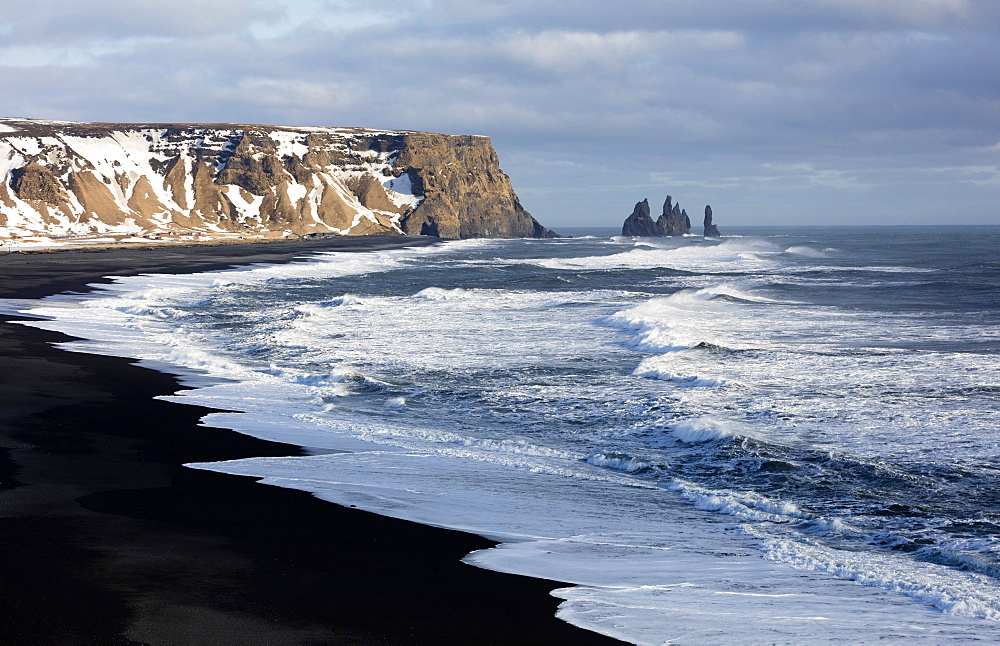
[
  {"x1": 0, "y1": 120, "x2": 425, "y2": 240},
  {"x1": 269, "y1": 131, "x2": 310, "y2": 158},
  {"x1": 384, "y1": 172, "x2": 421, "y2": 208},
  {"x1": 223, "y1": 185, "x2": 265, "y2": 223}
]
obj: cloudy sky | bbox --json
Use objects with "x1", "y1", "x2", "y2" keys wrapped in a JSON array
[{"x1": 3, "y1": 0, "x2": 998, "y2": 227}]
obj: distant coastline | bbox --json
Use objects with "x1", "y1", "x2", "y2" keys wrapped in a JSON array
[{"x1": 0, "y1": 118, "x2": 554, "y2": 245}]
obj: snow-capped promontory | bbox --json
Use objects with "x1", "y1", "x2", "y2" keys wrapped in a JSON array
[{"x1": 0, "y1": 119, "x2": 554, "y2": 242}]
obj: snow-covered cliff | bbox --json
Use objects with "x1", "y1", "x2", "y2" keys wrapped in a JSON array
[{"x1": 0, "y1": 119, "x2": 553, "y2": 240}]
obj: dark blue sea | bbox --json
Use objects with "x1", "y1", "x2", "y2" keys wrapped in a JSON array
[{"x1": 13, "y1": 225, "x2": 1000, "y2": 643}]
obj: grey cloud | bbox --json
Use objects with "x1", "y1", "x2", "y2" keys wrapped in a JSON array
[
  {"x1": 437, "y1": 0, "x2": 1000, "y2": 34},
  {"x1": 1, "y1": 0, "x2": 998, "y2": 226},
  {"x1": 0, "y1": 0, "x2": 282, "y2": 44}
]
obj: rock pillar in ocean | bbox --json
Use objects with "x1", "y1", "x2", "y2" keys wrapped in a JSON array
[
  {"x1": 656, "y1": 195, "x2": 690, "y2": 236},
  {"x1": 621, "y1": 194, "x2": 706, "y2": 237},
  {"x1": 703, "y1": 205, "x2": 721, "y2": 237},
  {"x1": 622, "y1": 199, "x2": 660, "y2": 236}
]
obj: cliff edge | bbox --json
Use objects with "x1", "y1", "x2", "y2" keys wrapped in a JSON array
[{"x1": 0, "y1": 119, "x2": 554, "y2": 240}]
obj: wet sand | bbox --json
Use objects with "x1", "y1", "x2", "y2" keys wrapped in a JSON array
[{"x1": 0, "y1": 237, "x2": 621, "y2": 644}]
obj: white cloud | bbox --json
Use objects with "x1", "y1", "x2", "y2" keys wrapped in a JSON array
[
  {"x1": 502, "y1": 30, "x2": 650, "y2": 73},
  {"x1": 249, "y1": 0, "x2": 421, "y2": 38},
  {"x1": 2, "y1": 0, "x2": 281, "y2": 43},
  {"x1": 813, "y1": 0, "x2": 986, "y2": 28},
  {"x1": 223, "y1": 78, "x2": 367, "y2": 112},
  {"x1": 919, "y1": 164, "x2": 1000, "y2": 187},
  {"x1": 0, "y1": 37, "x2": 170, "y2": 68},
  {"x1": 652, "y1": 162, "x2": 878, "y2": 192}
]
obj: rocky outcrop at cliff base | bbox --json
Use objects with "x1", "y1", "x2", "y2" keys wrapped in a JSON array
[{"x1": 0, "y1": 119, "x2": 554, "y2": 240}]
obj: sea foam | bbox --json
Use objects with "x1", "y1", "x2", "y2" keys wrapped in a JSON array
[{"x1": 8, "y1": 231, "x2": 1000, "y2": 644}]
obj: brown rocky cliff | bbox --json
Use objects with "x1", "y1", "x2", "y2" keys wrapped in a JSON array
[
  {"x1": 0, "y1": 119, "x2": 553, "y2": 240},
  {"x1": 9, "y1": 162, "x2": 66, "y2": 204},
  {"x1": 394, "y1": 133, "x2": 554, "y2": 239}
]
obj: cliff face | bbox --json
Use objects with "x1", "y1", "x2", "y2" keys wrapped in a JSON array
[
  {"x1": 393, "y1": 133, "x2": 553, "y2": 239},
  {"x1": 0, "y1": 119, "x2": 553, "y2": 240}
]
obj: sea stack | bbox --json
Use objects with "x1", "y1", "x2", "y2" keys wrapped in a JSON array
[
  {"x1": 622, "y1": 194, "x2": 711, "y2": 237},
  {"x1": 656, "y1": 195, "x2": 690, "y2": 236},
  {"x1": 703, "y1": 205, "x2": 721, "y2": 237},
  {"x1": 621, "y1": 199, "x2": 660, "y2": 236}
]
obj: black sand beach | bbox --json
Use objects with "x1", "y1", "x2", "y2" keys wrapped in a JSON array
[{"x1": 0, "y1": 238, "x2": 622, "y2": 645}]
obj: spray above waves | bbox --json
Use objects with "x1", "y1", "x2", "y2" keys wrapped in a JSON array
[
  {"x1": 784, "y1": 245, "x2": 834, "y2": 258},
  {"x1": 602, "y1": 284, "x2": 782, "y2": 354},
  {"x1": 530, "y1": 237, "x2": 784, "y2": 273},
  {"x1": 670, "y1": 417, "x2": 741, "y2": 443},
  {"x1": 299, "y1": 294, "x2": 367, "y2": 309}
]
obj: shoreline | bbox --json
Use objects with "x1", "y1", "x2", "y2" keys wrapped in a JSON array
[
  {"x1": 0, "y1": 237, "x2": 622, "y2": 644},
  {"x1": 0, "y1": 234, "x2": 438, "y2": 300},
  {"x1": 0, "y1": 231, "x2": 402, "y2": 254}
]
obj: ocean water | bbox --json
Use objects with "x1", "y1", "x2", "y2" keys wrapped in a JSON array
[{"x1": 8, "y1": 225, "x2": 1000, "y2": 643}]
